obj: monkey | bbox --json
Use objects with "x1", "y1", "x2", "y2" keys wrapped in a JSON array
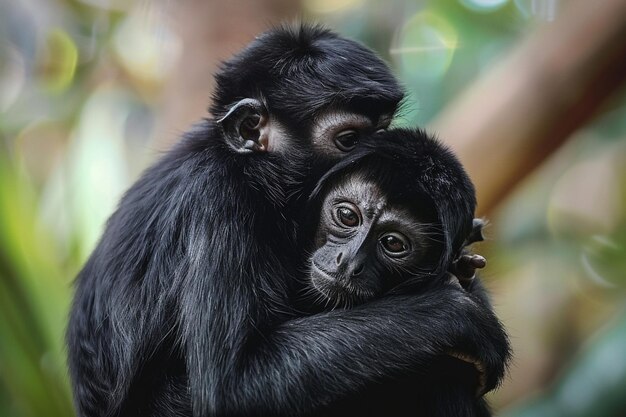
[
  {"x1": 66, "y1": 24, "x2": 509, "y2": 417},
  {"x1": 67, "y1": 24, "x2": 404, "y2": 417},
  {"x1": 299, "y1": 128, "x2": 510, "y2": 416}
]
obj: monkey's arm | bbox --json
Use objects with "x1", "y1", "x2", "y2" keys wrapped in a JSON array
[
  {"x1": 186, "y1": 280, "x2": 509, "y2": 416},
  {"x1": 442, "y1": 247, "x2": 506, "y2": 405}
]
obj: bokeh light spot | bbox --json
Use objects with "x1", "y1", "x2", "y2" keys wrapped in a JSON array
[
  {"x1": 37, "y1": 29, "x2": 78, "y2": 93},
  {"x1": 460, "y1": 0, "x2": 509, "y2": 12},
  {"x1": 391, "y1": 12, "x2": 458, "y2": 81},
  {"x1": 303, "y1": 0, "x2": 364, "y2": 14},
  {"x1": 113, "y1": 5, "x2": 181, "y2": 84},
  {"x1": 0, "y1": 44, "x2": 26, "y2": 111},
  {"x1": 515, "y1": 0, "x2": 560, "y2": 21},
  {"x1": 581, "y1": 235, "x2": 626, "y2": 289},
  {"x1": 547, "y1": 152, "x2": 622, "y2": 238}
]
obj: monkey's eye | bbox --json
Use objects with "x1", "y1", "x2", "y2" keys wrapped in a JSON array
[
  {"x1": 334, "y1": 130, "x2": 359, "y2": 152},
  {"x1": 239, "y1": 114, "x2": 261, "y2": 141},
  {"x1": 333, "y1": 204, "x2": 361, "y2": 228},
  {"x1": 380, "y1": 233, "x2": 410, "y2": 256}
]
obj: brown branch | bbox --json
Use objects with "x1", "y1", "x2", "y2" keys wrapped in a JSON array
[
  {"x1": 429, "y1": 0, "x2": 626, "y2": 215},
  {"x1": 156, "y1": 0, "x2": 302, "y2": 147}
]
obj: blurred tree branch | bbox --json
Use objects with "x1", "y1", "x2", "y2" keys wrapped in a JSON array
[
  {"x1": 156, "y1": 0, "x2": 302, "y2": 147},
  {"x1": 430, "y1": 0, "x2": 626, "y2": 215}
]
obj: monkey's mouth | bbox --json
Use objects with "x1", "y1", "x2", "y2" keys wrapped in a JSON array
[
  {"x1": 309, "y1": 263, "x2": 339, "y2": 298},
  {"x1": 310, "y1": 262, "x2": 375, "y2": 307}
]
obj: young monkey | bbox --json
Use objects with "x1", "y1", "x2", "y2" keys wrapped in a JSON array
[{"x1": 301, "y1": 128, "x2": 506, "y2": 417}]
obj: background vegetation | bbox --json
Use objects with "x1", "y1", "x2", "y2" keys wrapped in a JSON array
[{"x1": 1, "y1": 0, "x2": 625, "y2": 416}]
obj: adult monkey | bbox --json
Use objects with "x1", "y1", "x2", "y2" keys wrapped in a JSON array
[
  {"x1": 302, "y1": 128, "x2": 511, "y2": 416},
  {"x1": 68, "y1": 24, "x2": 402, "y2": 417},
  {"x1": 67, "y1": 25, "x2": 507, "y2": 417}
]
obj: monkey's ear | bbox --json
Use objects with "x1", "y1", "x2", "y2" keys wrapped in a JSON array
[{"x1": 217, "y1": 98, "x2": 269, "y2": 153}]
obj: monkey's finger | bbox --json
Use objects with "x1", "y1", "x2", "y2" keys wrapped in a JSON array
[
  {"x1": 455, "y1": 256, "x2": 478, "y2": 280},
  {"x1": 469, "y1": 255, "x2": 486, "y2": 269},
  {"x1": 466, "y1": 218, "x2": 486, "y2": 244}
]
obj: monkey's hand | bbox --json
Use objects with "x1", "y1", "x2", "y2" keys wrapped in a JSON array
[
  {"x1": 441, "y1": 278, "x2": 510, "y2": 397},
  {"x1": 449, "y1": 253, "x2": 486, "y2": 289}
]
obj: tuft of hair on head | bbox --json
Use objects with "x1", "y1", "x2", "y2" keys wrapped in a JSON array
[
  {"x1": 210, "y1": 23, "x2": 404, "y2": 128},
  {"x1": 274, "y1": 21, "x2": 334, "y2": 51}
]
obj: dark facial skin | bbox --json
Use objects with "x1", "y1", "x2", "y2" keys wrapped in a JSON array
[{"x1": 309, "y1": 170, "x2": 437, "y2": 307}]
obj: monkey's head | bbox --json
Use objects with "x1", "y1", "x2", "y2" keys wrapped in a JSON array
[
  {"x1": 211, "y1": 24, "x2": 404, "y2": 169},
  {"x1": 307, "y1": 167, "x2": 439, "y2": 306},
  {"x1": 306, "y1": 128, "x2": 477, "y2": 307}
]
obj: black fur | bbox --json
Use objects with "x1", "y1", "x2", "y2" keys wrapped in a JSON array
[{"x1": 67, "y1": 24, "x2": 508, "y2": 417}]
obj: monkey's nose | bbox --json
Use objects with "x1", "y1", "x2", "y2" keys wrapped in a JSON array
[
  {"x1": 352, "y1": 264, "x2": 364, "y2": 276},
  {"x1": 336, "y1": 253, "x2": 343, "y2": 265}
]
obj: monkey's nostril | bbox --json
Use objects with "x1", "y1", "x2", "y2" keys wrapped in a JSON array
[
  {"x1": 336, "y1": 253, "x2": 343, "y2": 265},
  {"x1": 352, "y1": 264, "x2": 364, "y2": 276}
]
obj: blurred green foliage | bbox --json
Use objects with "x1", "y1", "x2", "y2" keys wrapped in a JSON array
[
  {"x1": 1, "y1": 0, "x2": 625, "y2": 416},
  {"x1": 0, "y1": 154, "x2": 74, "y2": 416}
]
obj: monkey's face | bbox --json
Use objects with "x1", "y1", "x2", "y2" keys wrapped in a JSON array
[
  {"x1": 308, "y1": 171, "x2": 435, "y2": 308},
  {"x1": 218, "y1": 98, "x2": 393, "y2": 161}
]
